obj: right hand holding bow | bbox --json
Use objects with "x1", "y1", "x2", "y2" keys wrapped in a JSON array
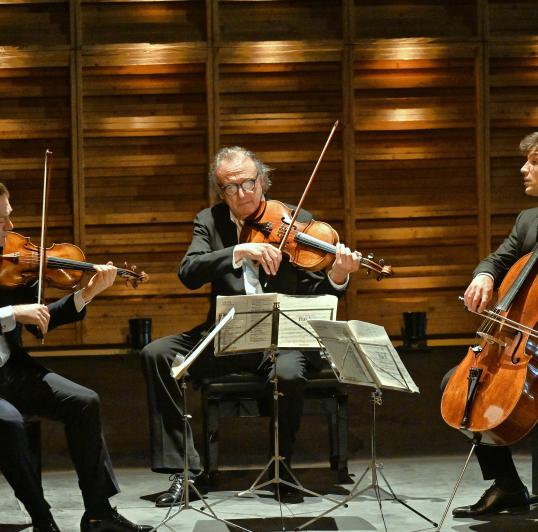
[{"x1": 13, "y1": 304, "x2": 50, "y2": 335}]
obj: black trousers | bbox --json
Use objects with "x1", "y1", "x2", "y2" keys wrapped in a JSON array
[
  {"x1": 0, "y1": 357, "x2": 119, "y2": 522},
  {"x1": 140, "y1": 325, "x2": 321, "y2": 473},
  {"x1": 440, "y1": 367, "x2": 523, "y2": 488}
]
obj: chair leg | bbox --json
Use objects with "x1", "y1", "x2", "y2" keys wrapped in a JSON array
[
  {"x1": 326, "y1": 398, "x2": 338, "y2": 470},
  {"x1": 202, "y1": 393, "x2": 220, "y2": 485},
  {"x1": 337, "y1": 394, "x2": 349, "y2": 483}
]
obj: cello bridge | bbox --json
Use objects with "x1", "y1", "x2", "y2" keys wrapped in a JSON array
[{"x1": 477, "y1": 332, "x2": 507, "y2": 347}]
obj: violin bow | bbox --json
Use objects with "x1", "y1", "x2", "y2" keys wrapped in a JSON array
[
  {"x1": 277, "y1": 120, "x2": 339, "y2": 252},
  {"x1": 37, "y1": 149, "x2": 53, "y2": 340}
]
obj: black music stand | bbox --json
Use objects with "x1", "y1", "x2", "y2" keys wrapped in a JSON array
[
  {"x1": 151, "y1": 309, "x2": 251, "y2": 532},
  {"x1": 209, "y1": 296, "x2": 341, "y2": 529},
  {"x1": 296, "y1": 319, "x2": 437, "y2": 532}
]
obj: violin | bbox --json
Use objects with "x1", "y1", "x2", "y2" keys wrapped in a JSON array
[
  {"x1": 0, "y1": 231, "x2": 147, "y2": 290},
  {"x1": 240, "y1": 199, "x2": 393, "y2": 280},
  {"x1": 441, "y1": 249, "x2": 538, "y2": 446}
]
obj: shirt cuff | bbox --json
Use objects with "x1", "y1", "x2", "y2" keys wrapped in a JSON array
[
  {"x1": 0, "y1": 305, "x2": 16, "y2": 334},
  {"x1": 232, "y1": 246, "x2": 243, "y2": 269},
  {"x1": 474, "y1": 272, "x2": 495, "y2": 282},
  {"x1": 328, "y1": 272, "x2": 349, "y2": 291},
  {"x1": 74, "y1": 289, "x2": 90, "y2": 312}
]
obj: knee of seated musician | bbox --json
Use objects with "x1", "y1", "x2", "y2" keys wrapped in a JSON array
[
  {"x1": 440, "y1": 366, "x2": 457, "y2": 393},
  {"x1": 140, "y1": 336, "x2": 179, "y2": 373},
  {"x1": 0, "y1": 400, "x2": 26, "y2": 439},
  {"x1": 271, "y1": 350, "x2": 307, "y2": 383}
]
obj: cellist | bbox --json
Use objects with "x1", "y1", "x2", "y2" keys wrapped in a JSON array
[{"x1": 443, "y1": 132, "x2": 538, "y2": 517}]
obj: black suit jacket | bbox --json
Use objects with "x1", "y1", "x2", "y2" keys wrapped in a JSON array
[
  {"x1": 0, "y1": 282, "x2": 86, "y2": 366},
  {"x1": 474, "y1": 206, "x2": 538, "y2": 288},
  {"x1": 178, "y1": 202, "x2": 346, "y2": 332}
]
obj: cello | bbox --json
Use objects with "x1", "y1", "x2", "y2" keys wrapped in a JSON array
[{"x1": 441, "y1": 247, "x2": 538, "y2": 446}]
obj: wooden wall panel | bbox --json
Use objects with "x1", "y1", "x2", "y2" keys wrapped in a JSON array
[
  {"x1": 0, "y1": 1, "x2": 73, "y2": 346},
  {"x1": 490, "y1": 40, "x2": 538, "y2": 250},
  {"x1": 351, "y1": 40, "x2": 479, "y2": 338},
  {"x1": 3, "y1": 0, "x2": 538, "y2": 350},
  {"x1": 219, "y1": 0, "x2": 342, "y2": 42},
  {"x1": 354, "y1": 0, "x2": 476, "y2": 39}
]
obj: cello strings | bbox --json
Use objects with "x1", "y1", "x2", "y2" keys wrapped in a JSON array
[{"x1": 477, "y1": 309, "x2": 538, "y2": 339}]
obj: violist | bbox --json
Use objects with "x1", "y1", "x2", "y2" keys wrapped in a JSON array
[{"x1": 139, "y1": 146, "x2": 362, "y2": 505}]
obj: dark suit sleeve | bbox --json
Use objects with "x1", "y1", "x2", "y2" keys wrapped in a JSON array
[
  {"x1": 24, "y1": 288, "x2": 86, "y2": 338},
  {"x1": 296, "y1": 268, "x2": 347, "y2": 299},
  {"x1": 47, "y1": 293, "x2": 86, "y2": 331},
  {"x1": 178, "y1": 211, "x2": 236, "y2": 290},
  {"x1": 473, "y1": 211, "x2": 524, "y2": 288}
]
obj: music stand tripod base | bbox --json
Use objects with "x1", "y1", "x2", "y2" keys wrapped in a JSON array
[
  {"x1": 297, "y1": 390, "x2": 438, "y2": 532},
  {"x1": 152, "y1": 312, "x2": 252, "y2": 532}
]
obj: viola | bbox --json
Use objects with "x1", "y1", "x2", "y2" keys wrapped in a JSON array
[
  {"x1": 0, "y1": 231, "x2": 147, "y2": 290},
  {"x1": 240, "y1": 199, "x2": 393, "y2": 280},
  {"x1": 441, "y1": 249, "x2": 538, "y2": 446}
]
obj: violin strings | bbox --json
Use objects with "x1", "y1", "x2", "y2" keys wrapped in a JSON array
[{"x1": 2, "y1": 254, "x2": 138, "y2": 278}]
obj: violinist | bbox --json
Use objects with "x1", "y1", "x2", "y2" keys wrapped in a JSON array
[
  {"x1": 0, "y1": 183, "x2": 152, "y2": 532},
  {"x1": 444, "y1": 132, "x2": 538, "y2": 517},
  {"x1": 140, "y1": 146, "x2": 361, "y2": 505}
]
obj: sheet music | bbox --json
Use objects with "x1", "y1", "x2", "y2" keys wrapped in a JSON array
[
  {"x1": 215, "y1": 293, "x2": 338, "y2": 354},
  {"x1": 308, "y1": 319, "x2": 419, "y2": 393},
  {"x1": 171, "y1": 307, "x2": 235, "y2": 380}
]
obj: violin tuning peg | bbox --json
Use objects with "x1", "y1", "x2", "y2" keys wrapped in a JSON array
[
  {"x1": 379, "y1": 258, "x2": 385, "y2": 266},
  {"x1": 367, "y1": 252, "x2": 374, "y2": 260}
]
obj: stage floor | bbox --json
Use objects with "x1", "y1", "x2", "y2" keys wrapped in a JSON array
[{"x1": 1, "y1": 455, "x2": 536, "y2": 531}]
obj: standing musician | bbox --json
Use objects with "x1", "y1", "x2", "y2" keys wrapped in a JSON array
[
  {"x1": 140, "y1": 146, "x2": 362, "y2": 505},
  {"x1": 0, "y1": 182, "x2": 152, "y2": 532},
  {"x1": 445, "y1": 132, "x2": 538, "y2": 517}
]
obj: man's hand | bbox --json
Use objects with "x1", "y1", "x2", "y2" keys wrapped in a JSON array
[
  {"x1": 328, "y1": 243, "x2": 362, "y2": 285},
  {"x1": 13, "y1": 304, "x2": 50, "y2": 335},
  {"x1": 83, "y1": 262, "x2": 117, "y2": 301},
  {"x1": 463, "y1": 274, "x2": 494, "y2": 314},
  {"x1": 234, "y1": 243, "x2": 282, "y2": 276}
]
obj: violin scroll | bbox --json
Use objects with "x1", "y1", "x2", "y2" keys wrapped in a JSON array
[
  {"x1": 122, "y1": 261, "x2": 149, "y2": 288},
  {"x1": 362, "y1": 252, "x2": 394, "y2": 281}
]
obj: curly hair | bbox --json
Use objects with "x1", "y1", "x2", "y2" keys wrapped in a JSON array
[{"x1": 208, "y1": 146, "x2": 272, "y2": 194}]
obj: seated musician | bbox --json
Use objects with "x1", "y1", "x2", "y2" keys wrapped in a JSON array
[
  {"x1": 140, "y1": 146, "x2": 361, "y2": 505},
  {"x1": 0, "y1": 182, "x2": 152, "y2": 532},
  {"x1": 443, "y1": 132, "x2": 538, "y2": 517}
]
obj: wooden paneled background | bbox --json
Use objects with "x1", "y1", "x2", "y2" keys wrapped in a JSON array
[{"x1": 1, "y1": 0, "x2": 537, "y2": 350}]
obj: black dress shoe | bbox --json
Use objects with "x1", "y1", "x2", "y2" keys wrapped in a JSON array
[
  {"x1": 80, "y1": 508, "x2": 153, "y2": 531},
  {"x1": 155, "y1": 473, "x2": 202, "y2": 507},
  {"x1": 33, "y1": 516, "x2": 61, "y2": 531},
  {"x1": 452, "y1": 483, "x2": 530, "y2": 517}
]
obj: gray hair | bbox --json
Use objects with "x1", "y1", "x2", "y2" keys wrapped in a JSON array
[
  {"x1": 208, "y1": 146, "x2": 272, "y2": 194},
  {"x1": 519, "y1": 132, "x2": 538, "y2": 155}
]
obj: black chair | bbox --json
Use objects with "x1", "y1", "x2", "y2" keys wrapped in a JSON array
[{"x1": 200, "y1": 367, "x2": 349, "y2": 484}]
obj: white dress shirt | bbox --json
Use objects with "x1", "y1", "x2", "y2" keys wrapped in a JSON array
[{"x1": 0, "y1": 290, "x2": 88, "y2": 367}]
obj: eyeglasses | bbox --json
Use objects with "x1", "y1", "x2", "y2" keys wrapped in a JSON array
[{"x1": 218, "y1": 175, "x2": 259, "y2": 197}]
